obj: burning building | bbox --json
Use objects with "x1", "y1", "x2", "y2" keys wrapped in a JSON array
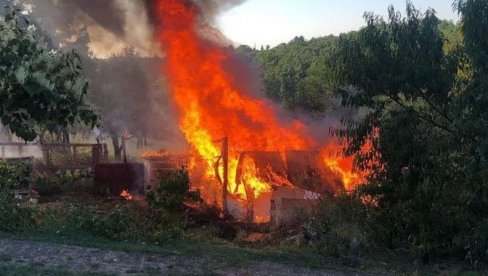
[{"x1": 137, "y1": 0, "x2": 370, "y2": 224}]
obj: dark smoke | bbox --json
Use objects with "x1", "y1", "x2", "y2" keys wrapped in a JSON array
[
  {"x1": 195, "y1": 0, "x2": 246, "y2": 22},
  {"x1": 57, "y1": 0, "x2": 126, "y2": 36},
  {"x1": 16, "y1": 0, "x2": 246, "y2": 57}
]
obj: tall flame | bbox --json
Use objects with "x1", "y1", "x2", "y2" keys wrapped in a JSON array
[{"x1": 154, "y1": 0, "x2": 367, "y2": 205}]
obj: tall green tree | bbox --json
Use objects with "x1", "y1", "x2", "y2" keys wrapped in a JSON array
[
  {"x1": 253, "y1": 36, "x2": 338, "y2": 113},
  {"x1": 334, "y1": 0, "x2": 488, "y2": 262},
  {"x1": 0, "y1": 11, "x2": 97, "y2": 141}
]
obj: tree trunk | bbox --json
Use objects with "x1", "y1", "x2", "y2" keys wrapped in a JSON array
[
  {"x1": 63, "y1": 129, "x2": 70, "y2": 144},
  {"x1": 143, "y1": 131, "x2": 148, "y2": 147},
  {"x1": 136, "y1": 135, "x2": 143, "y2": 149},
  {"x1": 110, "y1": 132, "x2": 122, "y2": 159},
  {"x1": 3, "y1": 126, "x2": 13, "y2": 142},
  {"x1": 39, "y1": 130, "x2": 47, "y2": 144}
]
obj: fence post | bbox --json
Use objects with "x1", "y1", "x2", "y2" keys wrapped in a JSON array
[
  {"x1": 92, "y1": 145, "x2": 101, "y2": 166},
  {"x1": 222, "y1": 137, "x2": 229, "y2": 218},
  {"x1": 72, "y1": 145, "x2": 78, "y2": 166},
  {"x1": 44, "y1": 145, "x2": 52, "y2": 166}
]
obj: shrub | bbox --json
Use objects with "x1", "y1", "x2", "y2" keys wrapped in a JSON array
[
  {"x1": 314, "y1": 193, "x2": 371, "y2": 258},
  {"x1": 0, "y1": 160, "x2": 37, "y2": 232},
  {"x1": 147, "y1": 169, "x2": 201, "y2": 213},
  {"x1": 36, "y1": 202, "x2": 150, "y2": 241},
  {"x1": 0, "y1": 160, "x2": 32, "y2": 190},
  {"x1": 33, "y1": 169, "x2": 90, "y2": 197},
  {"x1": 34, "y1": 169, "x2": 200, "y2": 242},
  {"x1": 0, "y1": 186, "x2": 37, "y2": 232}
]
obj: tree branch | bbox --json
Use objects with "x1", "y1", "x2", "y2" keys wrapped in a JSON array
[{"x1": 387, "y1": 95, "x2": 456, "y2": 135}]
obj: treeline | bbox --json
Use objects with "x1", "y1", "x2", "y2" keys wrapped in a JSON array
[
  {"x1": 239, "y1": 20, "x2": 459, "y2": 116},
  {"x1": 238, "y1": 36, "x2": 339, "y2": 113}
]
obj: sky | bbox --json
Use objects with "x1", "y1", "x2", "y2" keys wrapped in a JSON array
[{"x1": 218, "y1": 0, "x2": 459, "y2": 47}]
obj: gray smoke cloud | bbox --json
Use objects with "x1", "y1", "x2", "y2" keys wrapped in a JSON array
[
  {"x1": 195, "y1": 0, "x2": 246, "y2": 22},
  {"x1": 14, "y1": 0, "x2": 156, "y2": 57},
  {"x1": 16, "y1": 0, "x2": 246, "y2": 57}
]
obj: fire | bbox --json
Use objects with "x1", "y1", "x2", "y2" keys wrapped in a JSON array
[
  {"x1": 254, "y1": 215, "x2": 267, "y2": 224},
  {"x1": 322, "y1": 141, "x2": 365, "y2": 190},
  {"x1": 141, "y1": 150, "x2": 169, "y2": 159},
  {"x1": 120, "y1": 189, "x2": 133, "y2": 201},
  {"x1": 154, "y1": 0, "x2": 371, "y2": 215},
  {"x1": 240, "y1": 157, "x2": 272, "y2": 197}
]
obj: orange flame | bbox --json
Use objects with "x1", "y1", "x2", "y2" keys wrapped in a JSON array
[
  {"x1": 141, "y1": 150, "x2": 169, "y2": 159},
  {"x1": 154, "y1": 0, "x2": 371, "y2": 209},
  {"x1": 321, "y1": 141, "x2": 365, "y2": 190},
  {"x1": 120, "y1": 189, "x2": 133, "y2": 201}
]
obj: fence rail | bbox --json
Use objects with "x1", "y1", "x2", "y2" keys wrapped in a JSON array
[{"x1": 0, "y1": 142, "x2": 108, "y2": 173}]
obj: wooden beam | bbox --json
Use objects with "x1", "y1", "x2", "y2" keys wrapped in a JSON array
[{"x1": 222, "y1": 137, "x2": 229, "y2": 218}]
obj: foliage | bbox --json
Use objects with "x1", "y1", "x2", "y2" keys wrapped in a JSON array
[
  {"x1": 29, "y1": 170, "x2": 199, "y2": 242},
  {"x1": 33, "y1": 169, "x2": 90, "y2": 197},
  {"x1": 314, "y1": 193, "x2": 371, "y2": 258},
  {"x1": 329, "y1": 0, "x2": 488, "y2": 265},
  {"x1": 147, "y1": 169, "x2": 201, "y2": 213},
  {"x1": 60, "y1": 203, "x2": 149, "y2": 240},
  {"x1": 0, "y1": 160, "x2": 32, "y2": 190},
  {"x1": 0, "y1": 183, "x2": 36, "y2": 232},
  {"x1": 241, "y1": 36, "x2": 338, "y2": 113},
  {"x1": 0, "y1": 10, "x2": 98, "y2": 141}
]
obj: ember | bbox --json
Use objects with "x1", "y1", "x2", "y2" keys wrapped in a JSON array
[{"x1": 120, "y1": 189, "x2": 133, "y2": 201}]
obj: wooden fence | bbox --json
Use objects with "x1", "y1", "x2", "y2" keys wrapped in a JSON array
[{"x1": 0, "y1": 142, "x2": 108, "y2": 173}]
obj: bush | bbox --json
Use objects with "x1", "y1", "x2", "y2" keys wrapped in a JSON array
[
  {"x1": 314, "y1": 193, "x2": 371, "y2": 258},
  {"x1": 0, "y1": 187, "x2": 37, "y2": 232},
  {"x1": 0, "y1": 160, "x2": 32, "y2": 190},
  {"x1": 33, "y1": 169, "x2": 200, "y2": 242},
  {"x1": 33, "y1": 169, "x2": 90, "y2": 197},
  {"x1": 143, "y1": 169, "x2": 202, "y2": 241},
  {"x1": 147, "y1": 169, "x2": 201, "y2": 213},
  {"x1": 60, "y1": 203, "x2": 150, "y2": 240},
  {"x1": 0, "y1": 160, "x2": 37, "y2": 232}
]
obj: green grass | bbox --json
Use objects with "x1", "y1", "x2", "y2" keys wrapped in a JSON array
[{"x1": 0, "y1": 230, "x2": 483, "y2": 275}]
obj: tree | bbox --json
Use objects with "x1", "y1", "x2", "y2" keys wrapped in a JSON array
[
  {"x1": 333, "y1": 0, "x2": 488, "y2": 262},
  {"x1": 253, "y1": 35, "x2": 338, "y2": 113},
  {"x1": 0, "y1": 10, "x2": 97, "y2": 141},
  {"x1": 86, "y1": 49, "x2": 173, "y2": 158}
]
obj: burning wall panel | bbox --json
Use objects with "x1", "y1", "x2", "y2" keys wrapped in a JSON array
[{"x1": 286, "y1": 150, "x2": 344, "y2": 194}]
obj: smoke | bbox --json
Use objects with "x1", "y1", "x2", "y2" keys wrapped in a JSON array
[
  {"x1": 16, "y1": 0, "x2": 245, "y2": 58},
  {"x1": 194, "y1": 0, "x2": 246, "y2": 22},
  {"x1": 2, "y1": 145, "x2": 42, "y2": 159},
  {"x1": 18, "y1": 0, "x2": 159, "y2": 57},
  {"x1": 14, "y1": 0, "x2": 341, "y2": 151}
]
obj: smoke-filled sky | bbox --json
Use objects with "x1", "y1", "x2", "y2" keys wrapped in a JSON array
[{"x1": 219, "y1": 0, "x2": 459, "y2": 47}]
